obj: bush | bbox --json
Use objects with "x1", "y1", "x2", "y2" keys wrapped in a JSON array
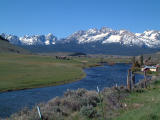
[
  {"x1": 131, "y1": 67, "x2": 141, "y2": 72},
  {"x1": 62, "y1": 89, "x2": 100, "y2": 110},
  {"x1": 80, "y1": 105, "x2": 97, "y2": 118}
]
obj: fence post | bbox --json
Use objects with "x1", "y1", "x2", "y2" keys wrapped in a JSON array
[
  {"x1": 115, "y1": 83, "x2": 118, "y2": 88},
  {"x1": 144, "y1": 70, "x2": 147, "y2": 88},
  {"x1": 37, "y1": 106, "x2": 42, "y2": 120},
  {"x1": 127, "y1": 69, "x2": 131, "y2": 91},
  {"x1": 131, "y1": 71, "x2": 135, "y2": 89}
]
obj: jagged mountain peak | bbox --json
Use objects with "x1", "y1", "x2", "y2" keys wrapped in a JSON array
[
  {"x1": 100, "y1": 27, "x2": 113, "y2": 33},
  {"x1": 86, "y1": 28, "x2": 98, "y2": 35},
  {"x1": 64, "y1": 27, "x2": 160, "y2": 48},
  {"x1": 65, "y1": 27, "x2": 131, "y2": 44}
]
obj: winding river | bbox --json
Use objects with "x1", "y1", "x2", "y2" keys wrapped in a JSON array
[{"x1": 0, "y1": 63, "x2": 144, "y2": 118}]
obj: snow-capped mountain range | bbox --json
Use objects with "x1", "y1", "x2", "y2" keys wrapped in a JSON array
[
  {"x1": 65, "y1": 27, "x2": 160, "y2": 48},
  {"x1": 1, "y1": 33, "x2": 57, "y2": 45},
  {"x1": 1, "y1": 27, "x2": 160, "y2": 48}
]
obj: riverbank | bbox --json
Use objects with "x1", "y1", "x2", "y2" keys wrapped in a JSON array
[
  {"x1": 0, "y1": 53, "x2": 82, "y2": 92},
  {"x1": 0, "y1": 53, "x2": 131, "y2": 93},
  {"x1": 112, "y1": 75, "x2": 160, "y2": 120}
]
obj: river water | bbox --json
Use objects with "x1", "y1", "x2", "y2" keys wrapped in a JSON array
[{"x1": 0, "y1": 63, "x2": 144, "y2": 118}]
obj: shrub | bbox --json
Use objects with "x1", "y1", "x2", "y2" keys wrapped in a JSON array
[
  {"x1": 80, "y1": 105, "x2": 97, "y2": 118},
  {"x1": 131, "y1": 67, "x2": 141, "y2": 72},
  {"x1": 62, "y1": 89, "x2": 100, "y2": 110},
  {"x1": 64, "y1": 88, "x2": 87, "y2": 98}
]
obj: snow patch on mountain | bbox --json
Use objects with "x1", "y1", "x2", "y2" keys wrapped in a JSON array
[{"x1": 103, "y1": 35, "x2": 121, "y2": 43}]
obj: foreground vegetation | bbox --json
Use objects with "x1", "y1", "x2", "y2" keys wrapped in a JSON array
[{"x1": 113, "y1": 76, "x2": 160, "y2": 120}]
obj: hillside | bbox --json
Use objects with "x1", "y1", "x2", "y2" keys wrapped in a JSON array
[{"x1": 0, "y1": 36, "x2": 29, "y2": 54}]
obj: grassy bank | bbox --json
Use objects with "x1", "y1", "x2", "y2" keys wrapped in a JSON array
[
  {"x1": 0, "y1": 53, "x2": 86, "y2": 92},
  {"x1": 113, "y1": 76, "x2": 160, "y2": 120}
]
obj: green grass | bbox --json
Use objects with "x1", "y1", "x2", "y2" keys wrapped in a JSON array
[
  {"x1": 112, "y1": 78, "x2": 160, "y2": 120},
  {"x1": 0, "y1": 53, "x2": 87, "y2": 92}
]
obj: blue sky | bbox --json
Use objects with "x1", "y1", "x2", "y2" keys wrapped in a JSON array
[{"x1": 0, "y1": 0, "x2": 160, "y2": 38}]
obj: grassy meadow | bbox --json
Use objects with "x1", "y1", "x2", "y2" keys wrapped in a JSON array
[{"x1": 0, "y1": 53, "x2": 84, "y2": 92}]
